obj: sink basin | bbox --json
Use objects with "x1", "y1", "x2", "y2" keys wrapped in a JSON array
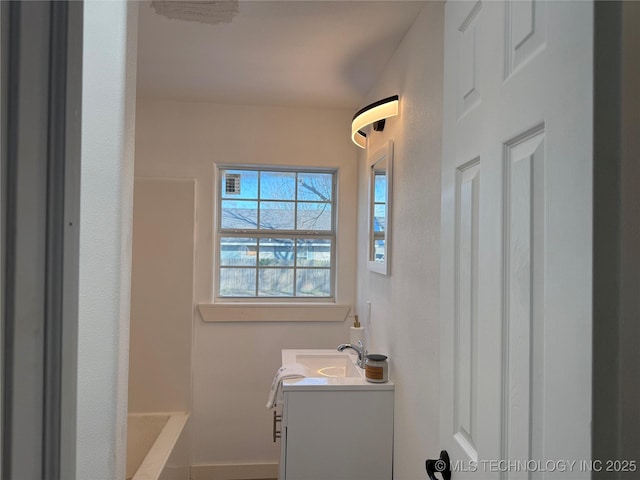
[
  {"x1": 296, "y1": 354, "x2": 361, "y2": 378},
  {"x1": 281, "y1": 349, "x2": 364, "y2": 379}
]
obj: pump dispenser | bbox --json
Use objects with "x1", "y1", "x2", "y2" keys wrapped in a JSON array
[{"x1": 349, "y1": 315, "x2": 365, "y2": 346}]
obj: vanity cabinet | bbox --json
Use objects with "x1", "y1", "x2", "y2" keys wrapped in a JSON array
[{"x1": 279, "y1": 388, "x2": 394, "y2": 480}]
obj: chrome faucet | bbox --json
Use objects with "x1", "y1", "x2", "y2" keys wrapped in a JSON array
[{"x1": 337, "y1": 340, "x2": 368, "y2": 368}]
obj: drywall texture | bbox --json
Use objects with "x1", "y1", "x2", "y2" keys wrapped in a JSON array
[
  {"x1": 355, "y1": 3, "x2": 444, "y2": 479},
  {"x1": 77, "y1": 1, "x2": 138, "y2": 479},
  {"x1": 128, "y1": 178, "x2": 195, "y2": 413},
  {"x1": 134, "y1": 100, "x2": 358, "y2": 465}
]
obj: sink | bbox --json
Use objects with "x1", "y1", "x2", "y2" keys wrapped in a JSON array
[
  {"x1": 295, "y1": 354, "x2": 361, "y2": 378},
  {"x1": 281, "y1": 349, "x2": 364, "y2": 379},
  {"x1": 281, "y1": 349, "x2": 393, "y2": 390}
]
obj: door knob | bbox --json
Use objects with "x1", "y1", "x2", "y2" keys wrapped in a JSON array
[{"x1": 425, "y1": 450, "x2": 451, "y2": 480}]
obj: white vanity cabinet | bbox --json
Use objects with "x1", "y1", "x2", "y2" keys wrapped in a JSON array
[{"x1": 279, "y1": 388, "x2": 394, "y2": 480}]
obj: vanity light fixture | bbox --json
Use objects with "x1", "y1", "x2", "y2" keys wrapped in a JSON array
[{"x1": 351, "y1": 95, "x2": 399, "y2": 149}]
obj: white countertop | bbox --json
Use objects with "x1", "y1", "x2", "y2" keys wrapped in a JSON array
[{"x1": 281, "y1": 349, "x2": 394, "y2": 391}]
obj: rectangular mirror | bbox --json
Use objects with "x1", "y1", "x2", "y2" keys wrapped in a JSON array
[{"x1": 367, "y1": 140, "x2": 393, "y2": 275}]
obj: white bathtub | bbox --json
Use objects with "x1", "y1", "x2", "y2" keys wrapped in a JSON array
[{"x1": 127, "y1": 412, "x2": 190, "y2": 480}]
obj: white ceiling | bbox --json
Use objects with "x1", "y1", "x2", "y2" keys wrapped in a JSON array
[{"x1": 137, "y1": 1, "x2": 425, "y2": 109}]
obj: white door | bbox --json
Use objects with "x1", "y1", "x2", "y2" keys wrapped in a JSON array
[{"x1": 439, "y1": 1, "x2": 593, "y2": 478}]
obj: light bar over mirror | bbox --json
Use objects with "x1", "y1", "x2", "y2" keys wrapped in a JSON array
[{"x1": 351, "y1": 95, "x2": 399, "y2": 149}]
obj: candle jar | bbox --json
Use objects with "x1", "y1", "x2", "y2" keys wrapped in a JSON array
[{"x1": 365, "y1": 354, "x2": 388, "y2": 383}]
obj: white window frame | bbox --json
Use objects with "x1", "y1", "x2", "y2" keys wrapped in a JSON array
[{"x1": 214, "y1": 165, "x2": 337, "y2": 302}]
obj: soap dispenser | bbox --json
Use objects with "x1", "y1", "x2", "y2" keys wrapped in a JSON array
[{"x1": 349, "y1": 315, "x2": 365, "y2": 345}]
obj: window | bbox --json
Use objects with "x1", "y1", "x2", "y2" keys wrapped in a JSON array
[{"x1": 217, "y1": 167, "x2": 335, "y2": 298}]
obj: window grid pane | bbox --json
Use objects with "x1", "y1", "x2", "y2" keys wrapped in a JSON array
[
  {"x1": 221, "y1": 169, "x2": 259, "y2": 199},
  {"x1": 260, "y1": 171, "x2": 296, "y2": 200},
  {"x1": 297, "y1": 172, "x2": 333, "y2": 202},
  {"x1": 220, "y1": 267, "x2": 257, "y2": 297},
  {"x1": 258, "y1": 238, "x2": 295, "y2": 266},
  {"x1": 258, "y1": 268, "x2": 294, "y2": 297},
  {"x1": 259, "y1": 201, "x2": 296, "y2": 230},
  {"x1": 296, "y1": 268, "x2": 331, "y2": 297},
  {"x1": 221, "y1": 200, "x2": 258, "y2": 230},
  {"x1": 220, "y1": 237, "x2": 258, "y2": 266}
]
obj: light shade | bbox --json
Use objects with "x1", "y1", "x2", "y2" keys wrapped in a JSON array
[{"x1": 351, "y1": 95, "x2": 399, "y2": 149}]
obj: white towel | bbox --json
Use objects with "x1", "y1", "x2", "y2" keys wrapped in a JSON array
[{"x1": 266, "y1": 363, "x2": 309, "y2": 409}]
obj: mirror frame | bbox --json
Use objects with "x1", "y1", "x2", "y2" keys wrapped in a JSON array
[{"x1": 367, "y1": 140, "x2": 393, "y2": 275}]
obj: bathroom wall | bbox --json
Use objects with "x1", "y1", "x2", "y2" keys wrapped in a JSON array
[
  {"x1": 77, "y1": 1, "x2": 138, "y2": 479},
  {"x1": 134, "y1": 100, "x2": 358, "y2": 470},
  {"x1": 128, "y1": 177, "x2": 195, "y2": 413},
  {"x1": 355, "y1": 3, "x2": 444, "y2": 479}
]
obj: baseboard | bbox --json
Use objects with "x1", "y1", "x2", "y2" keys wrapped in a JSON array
[{"x1": 190, "y1": 463, "x2": 278, "y2": 480}]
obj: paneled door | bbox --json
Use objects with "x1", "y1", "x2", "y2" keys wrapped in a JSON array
[{"x1": 439, "y1": 1, "x2": 593, "y2": 478}]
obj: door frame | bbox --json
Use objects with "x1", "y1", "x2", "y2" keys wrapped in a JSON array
[
  {"x1": 592, "y1": 1, "x2": 640, "y2": 472},
  {"x1": 0, "y1": 2, "x2": 83, "y2": 478}
]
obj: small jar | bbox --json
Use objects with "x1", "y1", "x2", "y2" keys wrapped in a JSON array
[{"x1": 365, "y1": 354, "x2": 388, "y2": 383}]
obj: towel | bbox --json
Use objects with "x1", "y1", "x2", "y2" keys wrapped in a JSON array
[{"x1": 266, "y1": 363, "x2": 309, "y2": 409}]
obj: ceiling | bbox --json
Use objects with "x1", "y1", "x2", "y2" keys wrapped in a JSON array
[{"x1": 136, "y1": 1, "x2": 425, "y2": 109}]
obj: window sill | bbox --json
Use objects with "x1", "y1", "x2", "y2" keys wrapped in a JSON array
[{"x1": 198, "y1": 303, "x2": 351, "y2": 323}]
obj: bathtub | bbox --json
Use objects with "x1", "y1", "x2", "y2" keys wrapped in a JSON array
[{"x1": 127, "y1": 412, "x2": 190, "y2": 480}]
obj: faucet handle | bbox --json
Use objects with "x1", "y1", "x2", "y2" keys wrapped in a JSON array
[{"x1": 357, "y1": 340, "x2": 368, "y2": 368}]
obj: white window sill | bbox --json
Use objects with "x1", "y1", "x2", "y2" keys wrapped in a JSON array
[{"x1": 198, "y1": 303, "x2": 351, "y2": 323}]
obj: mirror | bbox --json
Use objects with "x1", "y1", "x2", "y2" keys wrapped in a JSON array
[{"x1": 367, "y1": 140, "x2": 393, "y2": 275}]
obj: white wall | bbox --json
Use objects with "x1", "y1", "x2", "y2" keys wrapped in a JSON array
[
  {"x1": 77, "y1": 2, "x2": 137, "y2": 479},
  {"x1": 355, "y1": 3, "x2": 444, "y2": 479},
  {"x1": 134, "y1": 100, "x2": 358, "y2": 467},
  {"x1": 129, "y1": 178, "x2": 195, "y2": 413}
]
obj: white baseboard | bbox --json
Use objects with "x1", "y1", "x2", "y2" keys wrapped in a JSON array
[{"x1": 190, "y1": 463, "x2": 278, "y2": 480}]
